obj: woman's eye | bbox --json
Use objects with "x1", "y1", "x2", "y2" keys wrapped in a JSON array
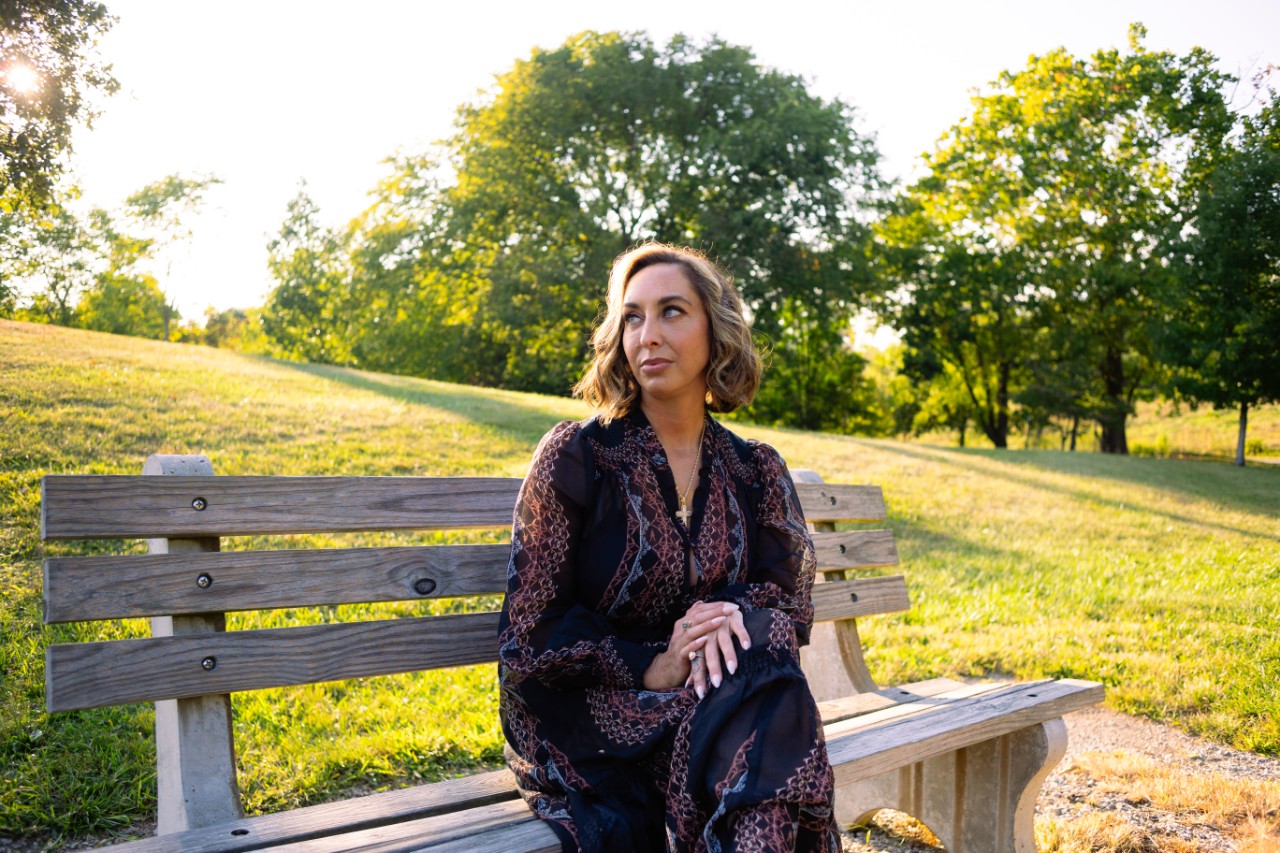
[
  {"x1": 623, "y1": 312, "x2": 642, "y2": 325},
  {"x1": 663, "y1": 306, "x2": 684, "y2": 318}
]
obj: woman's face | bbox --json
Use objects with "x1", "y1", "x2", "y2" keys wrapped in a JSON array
[{"x1": 621, "y1": 263, "x2": 711, "y2": 407}]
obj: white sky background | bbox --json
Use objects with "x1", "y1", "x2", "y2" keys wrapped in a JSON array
[{"x1": 69, "y1": 0, "x2": 1280, "y2": 324}]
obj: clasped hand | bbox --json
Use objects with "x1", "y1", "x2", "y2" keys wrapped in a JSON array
[{"x1": 642, "y1": 601, "x2": 750, "y2": 699}]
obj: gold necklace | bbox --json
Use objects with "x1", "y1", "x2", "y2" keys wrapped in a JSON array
[{"x1": 675, "y1": 423, "x2": 706, "y2": 529}]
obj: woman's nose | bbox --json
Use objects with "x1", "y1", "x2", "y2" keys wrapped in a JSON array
[{"x1": 640, "y1": 320, "x2": 661, "y2": 347}]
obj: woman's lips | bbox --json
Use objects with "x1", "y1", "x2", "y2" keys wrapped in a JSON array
[{"x1": 640, "y1": 358, "x2": 672, "y2": 373}]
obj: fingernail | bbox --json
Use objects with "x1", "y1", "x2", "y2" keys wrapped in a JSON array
[
  {"x1": 742, "y1": 640, "x2": 751, "y2": 649},
  {"x1": 696, "y1": 686, "x2": 706, "y2": 700},
  {"x1": 711, "y1": 674, "x2": 721, "y2": 688},
  {"x1": 728, "y1": 661, "x2": 736, "y2": 675}
]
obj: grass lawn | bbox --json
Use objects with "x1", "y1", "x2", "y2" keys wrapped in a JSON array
[{"x1": 2, "y1": 318, "x2": 1277, "y2": 841}]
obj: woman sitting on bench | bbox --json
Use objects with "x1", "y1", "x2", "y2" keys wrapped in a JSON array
[{"x1": 497, "y1": 243, "x2": 838, "y2": 852}]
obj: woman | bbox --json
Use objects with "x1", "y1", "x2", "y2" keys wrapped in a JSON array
[{"x1": 498, "y1": 243, "x2": 837, "y2": 852}]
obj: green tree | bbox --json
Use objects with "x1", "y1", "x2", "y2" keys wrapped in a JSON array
[
  {"x1": 877, "y1": 25, "x2": 1233, "y2": 453},
  {"x1": 1155, "y1": 99, "x2": 1280, "y2": 466},
  {"x1": 909, "y1": 359, "x2": 976, "y2": 447},
  {"x1": 262, "y1": 186, "x2": 351, "y2": 364},
  {"x1": 748, "y1": 296, "x2": 875, "y2": 433},
  {"x1": 123, "y1": 173, "x2": 221, "y2": 339},
  {"x1": 10, "y1": 205, "x2": 97, "y2": 325},
  {"x1": 1, "y1": 0, "x2": 118, "y2": 213},
  {"x1": 874, "y1": 195, "x2": 1039, "y2": 448},
  {"x1": 76, "y1": 270, "x2": 167, "y2": 337},
  {"x1": 351, "y1": 31, "x2": 881, "y2": 418}
]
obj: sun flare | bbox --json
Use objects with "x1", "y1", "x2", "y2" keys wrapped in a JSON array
[{"x1": 5, "y1": 63, "x2": 41, "y2": 95}]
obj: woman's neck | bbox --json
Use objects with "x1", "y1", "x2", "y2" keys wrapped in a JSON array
[{"x1": 640, "y1": 396, "x2": 707, "y2": 452}]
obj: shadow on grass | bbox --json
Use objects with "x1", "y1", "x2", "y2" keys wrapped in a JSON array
[
  {"x1": 872, "y1": 441, "x2": 1280, "y2": 543},
  {"x1": 277, "y1": 361, "x2": 583, "y2": 449}
]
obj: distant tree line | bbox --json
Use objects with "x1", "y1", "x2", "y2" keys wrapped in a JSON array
[
  {"x1": 4, "y1": 19, "x2": 1278, "y2": 463},
  {"x1": 3, "y1": 172, "x2": 224, "y2": 341}
]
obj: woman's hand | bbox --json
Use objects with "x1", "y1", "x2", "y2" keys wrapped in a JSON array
[
  {"x1": 642, "y1": 601, "x2": 750, "y2": 698},
  {"x1": 687, "y1": 604, "x2": 749, "y2": 699}
]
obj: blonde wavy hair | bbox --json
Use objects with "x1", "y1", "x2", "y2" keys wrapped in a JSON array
[{"x1": 574, "y1": 243, "x2": 763, "y2": 422}]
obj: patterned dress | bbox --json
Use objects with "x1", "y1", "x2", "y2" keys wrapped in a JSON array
[{"x1": 498, "y1": 409, "x2": 838, "y2": 852}]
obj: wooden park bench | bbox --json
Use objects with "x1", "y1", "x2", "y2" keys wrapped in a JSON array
[{"x1": 41, "y1": 453, "x2": 1103, "y2": 852}]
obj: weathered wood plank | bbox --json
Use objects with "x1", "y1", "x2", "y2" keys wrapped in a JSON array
[
  {"x1": 103, "y1": 677, "x2": 976, "y2": 851},
  {"x1": 255, "y1": 799, "x2": 551, "y2": 852},
  {"x1": 812, "y1": 529, "x2": 898, "y2": 573},
  {"x1": 45, "y1": 530, "x2": 894, "y2": 623},
  {"x1": 826, "y1": 679, "x2": 1106, "y2": 784},
  {"x1": 814, "y1": 677, "x2": 965, "y2": 725},
  {"x1": 810, "y1": 576, "x2": 910, "y2": 621},
  {"x1": 40, "y1": 476, "x2": 523, "y2": 540},
  {"x1": 105, "y1": 770, "x2": 523, "y2": 853},
  {"x1": 46, "y1": 612, "x2": 503, "y2": 712},
  {"x1": 43, "y1": 545, "x2": 512, "y2": 623},
  {"x1": 41, "y1": 477, "x2": 883, "y2": 540},
  {"x1": 47, "y1": 576, "x2": 903, "y2": 710},
  {"x1": 414, "y1": 814, "x2": 562, "y2": 853}
]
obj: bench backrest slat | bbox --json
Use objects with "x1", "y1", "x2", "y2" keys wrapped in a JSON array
[
  {"x1": 43, "y1": 544, "x2": 512, "y2": 624},
  {"x1": 44, "y1": 530, "x2": 898, "y2": 624},
  {"x1": 44, "y1": 575, "x2": 908, "y2": 712},
  {"x1": 41, "y1": 478, "x2": 886, "y2": 540},
  {"x1": 47, "y1": 611, "x2": 502, "y2": 713}
]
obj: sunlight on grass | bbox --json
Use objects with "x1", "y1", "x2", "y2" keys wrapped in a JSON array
[{"x1": 3, "y1": 319, "x2": 1279, "y2": 839}]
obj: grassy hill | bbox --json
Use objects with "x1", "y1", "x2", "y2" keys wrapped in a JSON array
[{"x1": 3, "y1": 319, "x2": 1278, "y2": 841}]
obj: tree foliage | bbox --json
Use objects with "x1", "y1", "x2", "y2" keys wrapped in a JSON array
[
  {"x1": 1155, "y1": 94, "x2": 1280, "y2": 465},
  {"x1": 340, "y1": 31, "x2": 881, "y2": 421},
  {"x1": 122, "y1": 172, "x2": 220, "y2": 337},
  {"x1": 875, "y1": 25, "x2": 1234, "y2": 452},
  {"x1": 76, "y1": 270, "x2": 166, "y2": 337},
  {"x1": 1, "y1": 0, "x2": 118, "y2": 213},
  {"x1": 262, "y1": 185, "x2": 352, "y2": 364},
  {"x1": 5, "y1": 172, "x2": 215, "y2": 338}
]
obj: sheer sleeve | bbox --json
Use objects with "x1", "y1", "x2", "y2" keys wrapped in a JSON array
[
  {"x1": 498, "y1": 421, "x2": 663, "y2": 690},
  {"x1": 706, "y1": 442, "x2": 817, "y2": 645}
]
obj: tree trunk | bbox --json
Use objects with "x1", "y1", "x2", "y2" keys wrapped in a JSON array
[
  {"x1": 1069, "y1": 415, "x2": 1079, "y2": 452},
  {"x1": 1098, "y1": 347, "x2": 1129, "y2": 454},
  {"x1": 958, "y1": 418, "x2": 967, "y2": 448},
  {"x1": 1236, "y1": 401, "x2": 1249, "y2": 467},
  {"x1": 995, "y1": 363, "x2": 1010, "y2": 449}
]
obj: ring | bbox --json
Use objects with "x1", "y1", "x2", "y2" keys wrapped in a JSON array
[
  {"x1": 681, "y1": 620, "x2": 692, "y2": 632},
  {"x1": 689, "y1": 651, "x2": 702, "y2": 668}
]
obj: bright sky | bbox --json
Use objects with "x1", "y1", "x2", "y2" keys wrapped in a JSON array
[{"x1": 69, "y1": 0, "x2": 1280, "y2": 323}]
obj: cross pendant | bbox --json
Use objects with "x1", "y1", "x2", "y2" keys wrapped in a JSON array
[{"x1": 676, "y1": 502, "x2": 692, "y2": 527}]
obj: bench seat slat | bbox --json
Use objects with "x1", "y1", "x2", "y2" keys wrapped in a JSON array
[
  {"x1": 41, "y1": 477, "x2": 885, "y2": 540},
  {"x1": 257, "y1": 800, "x2": 554, "y2": 853},
  {"x1": 408, "y1": 817, "x2": 561, "y2": 853},
  {"x1": 827, "y1": 678, "x2": 1106, "y2": 784},
  {"x1": 101, "y1": 676, "x2": 1100, "y2": 852},
  {"x1": 46, "y1": 577, "x2": 908, "y2": 711},
  {"x1": 106, "y1": 769, "x2": 522, "y2": 853},
  {"x1": 44, "y1": 530, "x2": 897, "y2": 623}
]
